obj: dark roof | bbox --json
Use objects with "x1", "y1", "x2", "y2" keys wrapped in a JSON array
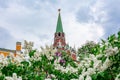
[
  {"x1": 16, "y1": 42, "x2": 21, "y2": 45},
  {"x1": 0, "y1": 48, "x2": 16, "y2": 53}
]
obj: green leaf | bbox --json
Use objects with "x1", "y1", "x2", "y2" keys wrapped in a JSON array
[
  {"x1": 0, "y1": 75, "x2": 5, "y2": 80},
  {"x1": 78, "y1": 68, "x2": 82, "y2": 75},
  {"x1": 108, "y1": 34, "x2": 116, "y2": 44},
  {"x1": 69, "y1": 62, "x2": 77, "y2": 68},
  {"x1": 21, "y1": 61, "x2": 29, "y2": 66},
  {"x1": 29, "y1": 50, "x2": 36, "y2": 57},
  {"x1": 102, "y1": 56, "x2": 107, "y2": 63},
  {"x1": 1, "y1": 63, "x2": 17, "y2": 76},
  {"x1": 101, "y1": 39, "x2": 105, "y2": 44},
  {"x1": 91, "y1": 74, "x2": 98, "y2": 80},
  {"x1": 99, "y1": 72, "x2": 105, "y2": 77},
  {"x1": 90, "y1": 60, "x2": 94, "y2": 68}
]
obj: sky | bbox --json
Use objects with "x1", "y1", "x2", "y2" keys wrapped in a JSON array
[{"x1": 0, "y1": 0, "x2": 120, "y2": 50}]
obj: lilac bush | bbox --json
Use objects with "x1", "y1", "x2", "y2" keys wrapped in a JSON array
[{"x1": 0, "y1": 31, "x2": 119, "y2": 80}]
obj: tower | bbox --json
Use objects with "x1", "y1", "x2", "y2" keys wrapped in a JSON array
[
  {"x1": 16, "y1": 42, "x2": 21, "y2": 53},
  {"x1": 53, "y1": 9, "x2": 66, "y2": 49}
]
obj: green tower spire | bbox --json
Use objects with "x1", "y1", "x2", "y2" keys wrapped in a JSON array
[{"x1": 56, "y1": 9, "x2": 63, "y2": 33}]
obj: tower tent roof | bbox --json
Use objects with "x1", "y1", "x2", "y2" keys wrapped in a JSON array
[{"x1": 56, "y1": 9, "x2": 63, "y2": 33}]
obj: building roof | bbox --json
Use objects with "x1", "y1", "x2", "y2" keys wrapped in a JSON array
[
  {"x1": 0, "y1": 48, "x2": 16, "y2": 53},
  {"x1": 16, "y1": 42, "x2": 21, "y2": 45},
  {"x1": 56, "y1": 9, "x2": 63, "y2": 33}
]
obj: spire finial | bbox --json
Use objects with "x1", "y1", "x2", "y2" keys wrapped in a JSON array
[{"x1": 58, "y1": 9, "x2": 61, "y2": 13}]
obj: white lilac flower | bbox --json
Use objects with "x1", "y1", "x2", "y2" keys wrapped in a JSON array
[
  {"x1": 104, "y1": 58, "x2": 112, "y2": 66},
  {"x1": 92, "y1": 57, "x2": 97, "y2": 63},
  {"x1": 23, "y1": 40, "x2": 34, "y2": 53},
  {"x1": 31, "y1": 50, "x2": 42, "y2": 61},
  {"x1": 0, "y1": 54, "x2": 4, "y2": 59},
  {"x1": 71, "y1": 67, "x2": 78, "y2": 73},
  {"x1": 62, "y1": 68, "x2": 67, "y2": 73},
  {"x1": 9, "y1": 53, "x2": 14, "y2": 58},
  {"x1": 0, "y1": 58, "x2": 3, "y2": 63},
  {"x1": 115, "y1": 73, "x2": 120, "y2": 80},
  {"x1": 71, "y1": 79, "x2": 78, "y2": 80},
  {"x1": 0, "y1": 72, "x2": 2, "y2": 76},
  {"x1": 14, "y1": 54, "x2": 25, "y2": 64},
  {"x1": 87, "y1": 68, "x2": 96, "y2": 75},
  {"x1": 40, "y1": 46, "x2": 44, "y2": 51},
  {"x1": 0, "y1": 55, "x2": 9, "y2": 67},
  {"x1": 94, "y1": 60, "x2": 102, "y2": 70},
  {"x1": 49, "y1": 56, "x2": 53, "y2": 60},
  {"x1": 55, "y1": 64, "x2": 61, "y2": 70},
  {"x1": 86, "y1": 75, "x2": 92, "y2": 80},
  {"x1": 5, "y1": 77, "x2": 13, "y2": 80},
  {"x1": 3, "y1": 60, "x2": 8, "y2": 66},
  {"x1": 5, "y1": 73, "x2": 22, "y2": 80},
  {"x1": 59, "y1": 66, "x2": 64, "y2": 71},
  {"x1": 24, "y1": 50, "x2": 29, "y2": 54},
  {"x1": 45, "y1": 78, "x2": 51, "y2": 80},
  {"x1": 81, "y1": 68, "x2": 86, "y2": 74},
  {"x1": 65, "y1": 67, "x2": 70, "y2": 73},
  {"x1": 79, "y1": 75, "x2": 84, "y2": 80},
  {"x1": 105, "y1": 42, "x2": 109, "y2": 46},
  {"x1": 54, "y1": 60, "x2": 58, "y2": 65},
  {"x1": 51, "y1": 74, "x2": 56, "y2": 78},
  {"x1": 96, "y1": 54, "x2": 104, "y2": 58},
  {"x1": 13, "y1": 73, "x2": 17, "y2": 80},
  {"x1": 18, "y1": 77, "x2": 22, "y2": 80},
  {"x1": 105, "y1": 47, "x2": 118, "y2": 57},
  {"x1": 34, "y1": 51, "x2": 40, "y2": 57},
  {"x1": 24, "y1": 54, "x2": 30, "y2": 61},
  {"x1": 100, "y1": 58, "x2": 112, "y2": 71},
  {"x1": 89, "y1": 54, "x2": 95, "y2": 59},
  {"x1": 45, "y1": 45, "x2": 49, "y2": 50}
]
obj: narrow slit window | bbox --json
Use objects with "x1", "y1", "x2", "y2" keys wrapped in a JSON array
[{"x1": 58, "y1": 32, "x2": 61, "y2": 36}]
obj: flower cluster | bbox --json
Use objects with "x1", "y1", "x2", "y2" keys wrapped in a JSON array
[
  {"x1": 5, "y1": 73, "x2": 22, "y2": 80},
  {"x1": 0, "y1": 31, "x2": 120, "y2": 80}
]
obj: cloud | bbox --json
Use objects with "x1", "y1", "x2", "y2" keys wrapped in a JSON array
[
  {"x1": 0, "y1": 27, "x2": 16, "y2": 49},
  {"x1": 102, "y1": 0, "x2": 120, "y2": 37},
  {"x1": 0, "y1": 0, "x2": 119, "y2": 49},
  {"x1": 76, "y1": 0, "x2": 120, "y2": 38},
  {"x1": 62, "y1": 13, "x2": 104, "y2": 48},
  {"x1": 0, "y1": 0, "x2": 105, "y2": 49},
  {"x1": 0, "y1": 0, "x2": 55, "y2": 48},
  {"x1": 76, "y1": 6, "x2": 93, "y2": 23},
  {"x1": 0, "y1": 0, "x2": 10, "y2": 8},
  {"x1": 90, "y1": 0, "x2": 120, "y2": 37}
]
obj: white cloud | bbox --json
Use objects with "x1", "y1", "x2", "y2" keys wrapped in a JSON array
[
  {"x1": 0, "y1": 1, "x2": 54, "y2": 49},
  {"x1": 62, "y1": 13, "x2": 104, "y2": 48},
  {"x1": 2, "y1": 0, "x2": 120, "y2": 49},
  {"x1": 90, "y1": 0, "x2": 108, "y2": 23}
]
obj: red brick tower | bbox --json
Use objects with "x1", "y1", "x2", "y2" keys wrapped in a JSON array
[{"x1": 53, "y1": 9, "x2": 66, "y2": 50}]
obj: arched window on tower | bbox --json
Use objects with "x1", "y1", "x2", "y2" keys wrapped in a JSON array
[{"x1": 58, "y1": 32, "x2": 61, "y2": 36}]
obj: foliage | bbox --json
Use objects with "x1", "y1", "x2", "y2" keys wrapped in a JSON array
[{"x1": 0, "y1": 31, "x2": 120, "y2": 80}]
